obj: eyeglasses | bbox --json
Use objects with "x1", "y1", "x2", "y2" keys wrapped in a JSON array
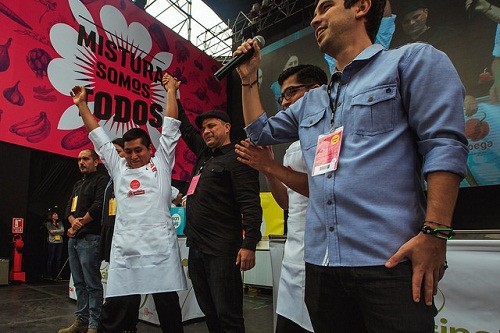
[{"x1": 277, "y1": 84, "x2": 314, "y2": 104}]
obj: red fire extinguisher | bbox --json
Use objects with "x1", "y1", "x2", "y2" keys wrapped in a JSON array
[{"x1": 10, "y1": 234, "x2": 26, "y2": 282}]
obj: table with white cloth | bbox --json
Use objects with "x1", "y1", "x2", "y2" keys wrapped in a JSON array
[{"x1": 69, "y1": 236, "x2": 204, "y2": 324}]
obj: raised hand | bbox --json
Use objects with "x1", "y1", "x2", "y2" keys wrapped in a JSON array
[
  {"x1": 70, "y1": 86, "x2": 87, "y2": 106},
  {"x1": 235, "y1": 139, "x2": 275, "y2": 175},
  {"x1": 234, "y1": 39, "x2": 261, "y2": 83},
  {"x1": 162, "y1": 73, "x2": 181, "y2": 93}
]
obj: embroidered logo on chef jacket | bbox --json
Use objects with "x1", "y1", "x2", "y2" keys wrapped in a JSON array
[
  {"x1": 130, "y1": 180, "x2": 140, "y2": 189},
  {"x1": 128, "y1": 179, "x2": 145, "y2": 197}
]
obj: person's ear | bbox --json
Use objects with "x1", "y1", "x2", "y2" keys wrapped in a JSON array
[{"x1": 355, "y1": 0, "x2": 371, "y2": 18}]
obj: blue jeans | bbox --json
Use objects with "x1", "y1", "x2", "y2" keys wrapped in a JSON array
[
  {"x1": 188, "y1": 248, "x2": 244, "y2": 333},
  {"x1": 68, "y1": 234, "x2": 103, "y2": 329},
  {"x1": 304, "y1": 261, "x2": 437, "y2": 333},
  {"x1": 46, "y1": 242, "x2": 63, "y2": 278}
]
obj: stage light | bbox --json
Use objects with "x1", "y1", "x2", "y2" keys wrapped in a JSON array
[
  {"x1": 249, "y1": 3, "x2": 261, "y2": 19},
  {"x1": 260, "y1": 0, "x2": 271, "y2": 15}
]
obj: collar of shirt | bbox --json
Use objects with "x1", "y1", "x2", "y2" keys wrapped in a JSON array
[
  {"x1": 205, "y1": 142, "x2": 234, "y2": 158},
  {"x1": 351, "y1": 43, "x2": 384, "y2": 66}
]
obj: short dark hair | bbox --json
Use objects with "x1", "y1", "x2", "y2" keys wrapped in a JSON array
[
  {"x1": 278, "y1": 64, "x2": 328, "y2": 86},
  {"x1": 112, "y1": 137, "x2": 124, "y2": 148},
  {"x1": 123, "y1": 128, "x2": 151, "y2": 148},
  {"x1": 82, "y1": 148, "x2": 99, "y2": 161},
  {"x1": 314, "y1": 0, "x2": 386, "y2": 43}
]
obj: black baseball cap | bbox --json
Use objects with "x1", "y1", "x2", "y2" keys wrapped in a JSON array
[{"x1": 195, "y1": 110, "x2": 231, "y2": 128}]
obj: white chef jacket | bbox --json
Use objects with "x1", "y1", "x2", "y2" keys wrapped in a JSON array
[
  {"x1": 89, "y1": 117, "x2": 187, "y2": 297},
  {"x1": 276, "y1": 141, "x2": 313, "y2": 331}
]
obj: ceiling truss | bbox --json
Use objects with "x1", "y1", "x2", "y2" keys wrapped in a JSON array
[{"x1": 144, "y1": 0, "x2": 313, "y2": 62}]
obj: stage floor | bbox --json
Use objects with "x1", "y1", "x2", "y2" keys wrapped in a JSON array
[{"x1": 0, "y1": 280, "x2": 273, "y2": 333}]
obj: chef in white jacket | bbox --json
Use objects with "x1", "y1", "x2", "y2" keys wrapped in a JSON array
[
  {"x1": 235, "y1": 64, "x2": 329, "y2": 332},
  {"x1": 71, "y1": 80, "x2": 186, "y2": 333}
]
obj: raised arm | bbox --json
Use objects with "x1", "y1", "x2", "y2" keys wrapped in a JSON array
[
  {"x1": 162, "y1": 74, "x2": 206, "y2": 155},
  {"x1": 235, "y1": 40, "x2": 266, "y2": 125},
  {"x1": 162, "y1": 73, "x2": 181, "y2": 119},
  {"x1": 70, "y1": 86, "x2": 99, "y2": 132},
  {"x1": 150, "y1": 73, "x2": 182, "y2": 173}
]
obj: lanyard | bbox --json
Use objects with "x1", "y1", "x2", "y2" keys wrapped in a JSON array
[
  {"x1": 74, "y1": 177, "x2": 86, "y2": 197},
  {"x1": 327, "y1": 72, "x2": 342, "y2": 131}
]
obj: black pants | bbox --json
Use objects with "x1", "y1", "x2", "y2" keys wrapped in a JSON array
[
  {"x1": 304, "y1": 262, "x2": 436, "y2": 333},
  {"x1": 276, "y1": 314, "x2": 312, "y2": 333},
  {"x1": 188, "y1": 248, "x2": 244, "y2": 333},
  {"x1": 99, "y1": 295, "x2": 140, "y2": 332},
  {"x1": 99, "y1": 292, "x2": 183, "y2": 333}
]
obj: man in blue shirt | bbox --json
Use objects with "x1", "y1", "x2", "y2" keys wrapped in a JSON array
[{"x1": 235, "y1": 0, "x2": 468, "y2": 332}]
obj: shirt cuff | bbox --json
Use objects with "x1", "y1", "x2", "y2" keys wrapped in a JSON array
[
  {"x1": 244, "y1": 113, "x2": 268, "y2": 144},
  {"x1": 162, "y1": 116, "x2": 181, "y2": 135},
  {"x1": 88, "y1": 127, "x2": 109, "y2": 150}
]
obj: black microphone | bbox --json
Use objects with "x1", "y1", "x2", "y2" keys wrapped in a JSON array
[{"x1": 214, "y1": 36, "x2": 266, "y2": 82}]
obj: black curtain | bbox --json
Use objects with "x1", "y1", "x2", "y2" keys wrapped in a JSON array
[
  {"x1": 0, "y1": 142, "x2": 31, "y2": 268},
  {"x1": 0, "y1": 142, "x2": 83, "y2": 281},
  {"x1": 24, "y1": 149, "x2": 82, "y2": 281}
]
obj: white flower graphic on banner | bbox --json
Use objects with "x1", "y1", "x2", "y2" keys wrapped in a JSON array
[{"x1": 48, "y1": 0, "x2": 173, "y2": 138}]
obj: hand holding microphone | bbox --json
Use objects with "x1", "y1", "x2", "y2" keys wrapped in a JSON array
[{"x1": 214, "y1": 36, "x2": 265, "y2": 82}]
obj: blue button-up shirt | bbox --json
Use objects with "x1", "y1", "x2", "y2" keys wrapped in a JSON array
[{"x1": 246, "y1": 43, "x2": 468, "y2": 267}]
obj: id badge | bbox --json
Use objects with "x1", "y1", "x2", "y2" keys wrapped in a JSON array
[
  {"x1": 108, "y1": 198, "x2": 116, "y2": 216},
  {"x1": 71, "y1": 196, "x2": 78, "y2": 212},
  {"x1": 54, "y1": 235, "x2": 62, "y2": 241},
  {"x1": 186, "y1": 174, "x2": 201, "y2": 196},
  {"x1": 312, "y1": 126, "x2": 343, "y2": 176}
]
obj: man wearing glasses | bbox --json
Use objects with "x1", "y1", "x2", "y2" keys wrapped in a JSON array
[
  {"x1": 236, "y1": 64, "x2": 327, "y2": 332},
  {"x1": 278, "y1": 83, "x2": 317, "y2": 106}
]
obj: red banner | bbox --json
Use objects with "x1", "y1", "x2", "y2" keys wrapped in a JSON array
[{"x1": 0, "y1": 0, "x2": 226, "y2": 182}]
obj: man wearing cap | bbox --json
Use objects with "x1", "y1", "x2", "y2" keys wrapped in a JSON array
[{"x1": 162, "y1": 74, "x2": 262, "y2": 333}]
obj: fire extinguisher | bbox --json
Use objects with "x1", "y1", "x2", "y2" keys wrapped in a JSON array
[{"x1": 10, "y1": 234, "x2": 26, "y2": 282}]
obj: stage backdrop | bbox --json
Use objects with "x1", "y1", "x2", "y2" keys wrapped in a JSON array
[{"x1": 0, "y1": 0, "x2": 226, "y2": 182}]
